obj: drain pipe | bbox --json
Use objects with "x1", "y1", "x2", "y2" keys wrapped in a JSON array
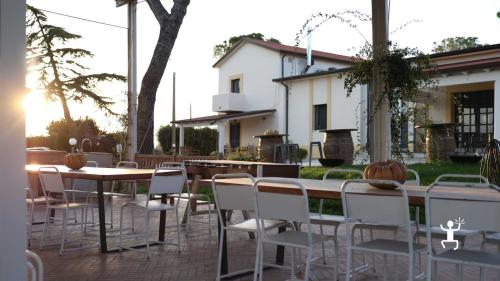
[{"x1": 281, "y1": 54, "x2": 289, "y2": 144}]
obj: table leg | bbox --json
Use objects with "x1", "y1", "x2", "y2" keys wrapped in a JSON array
[
  {"x1": 97, "y1": 180, "x2": 107, "y2": 253},
  {"x1": 159, "y1": 194, "x2": 167, "y2": 241},
  {"x1": 219, "y1": 209, "x2": 228, "y2": 275},
  {"x1": 275, "y1": 225, "x2": 286, "y2": 265}
]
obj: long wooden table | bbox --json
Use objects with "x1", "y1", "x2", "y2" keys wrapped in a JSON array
[
  {"x1": 26, "y1": 164, "x2": 180, "y2": 253},
  {"x1": 205, "y1": 177, "x2": 500, "y2": 278}
]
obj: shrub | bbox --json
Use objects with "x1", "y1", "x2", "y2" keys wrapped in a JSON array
[{"x1": 157, "y1": 125, "x2": 218, "y2": 155}]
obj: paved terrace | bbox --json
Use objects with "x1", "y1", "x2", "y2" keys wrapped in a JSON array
[{"x1": 29, "y1": 196, "x2": 498, "y2": 281}]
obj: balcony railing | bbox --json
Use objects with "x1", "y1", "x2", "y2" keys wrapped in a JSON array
[{"x1": 212, "y1": 93, "x2": 245, "y2": 112}]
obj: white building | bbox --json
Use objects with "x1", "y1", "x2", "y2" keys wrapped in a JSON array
[{"x1": 174, "y1": 38, "x2": 500, "y2": 158}]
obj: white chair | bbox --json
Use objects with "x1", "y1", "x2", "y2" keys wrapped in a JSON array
[
  {"x1": 118, "y1": 167, "x2": 186, "y2": 259},
  {"x1": 342, "y1": 179, "x2": 426, "y2": 281},
  {"x1": 38, "y1": 166, "x2": 90, "y2": 255},
  {"x1": 26, "y1": 249, "x2": 44, "y2": 281},
  {"x1": 253, "y1": 178, "x2": 331, "y2": 281},
  {"x1": 309, "y1": 168, "x2": 364, "y2": 278},
  {"x1": 108, "y1": 161, "x2": 140, "y2": 229},
  {"x1": 425, "y1": 178, "x2": 500, "y2": 281},
  {"x1": 26, "y1": 179, "x2": 58, "y2": 246},
  {"x1": 211, "y1": 173, "x2": 288, "y2": 281},
  {"x1": 160, "y1": 162, "x2": 213, "y2": 234},
  {"x1": 69, "y1": 161, "x2": 98, "y2": 227}
]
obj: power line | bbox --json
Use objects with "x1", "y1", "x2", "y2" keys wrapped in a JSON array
[{"x1": 39, "y1": 8, "x2": 127, "y2": 30}]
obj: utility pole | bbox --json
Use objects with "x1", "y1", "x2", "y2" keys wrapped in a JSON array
[
  {"x1": 370, "y1": 0, "x2": 391, "y2": 162},
  {"x1": 172, "y1": 72, "x2": 176, "y2": 155},
  {"x1": 126, "y1": 0, "x2": 137, "y2": 160}
]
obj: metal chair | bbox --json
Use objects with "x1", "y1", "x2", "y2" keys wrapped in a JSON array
[
  {"x1": 342, "y1": 179, "x2": 426, "y2": 281},
  {"x1": 211, "y1": 173, "x2": 288, "y2": 281},
  {"x1": 118, "y1": 167, "x2": 186, "y2": 259},
  {"x1": 425, "y1": 178, "x2": 500, "y2": 281},
  {"x1": 309, "y1": 168, "x2": 364, "y2": 279},
  {"x1": 26, "y1": 249, "x2": 44, "y2": 281},
  {"x1": 253, "y1": 178, "x2": 331, "y2": 281},
  {"x1": 38, "y1": 166, "x2": 90, "y2": 255}
]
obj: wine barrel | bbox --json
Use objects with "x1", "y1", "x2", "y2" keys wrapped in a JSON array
[
  {"x1": 321, "y1": 129, "x2": 356, "y2": 165},
  {"x1": 254, "y1": 134, "x2": 285, "y2": 163},
  {"x1": 425, "y1": 123, "x2": 456, "y2": 162}
]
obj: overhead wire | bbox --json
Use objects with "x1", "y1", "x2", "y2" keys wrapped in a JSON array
[{"x1": 38, "y1": 8, "x2": 127, "y2": 30}]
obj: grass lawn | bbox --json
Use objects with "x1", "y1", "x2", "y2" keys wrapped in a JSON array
[{"x1": 302, "y1": 161, "x2": 480, "y2": 216}]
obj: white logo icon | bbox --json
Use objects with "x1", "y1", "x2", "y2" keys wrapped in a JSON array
[{"x1": 440, "y1": 217, "x2": 465, "y2": 250}]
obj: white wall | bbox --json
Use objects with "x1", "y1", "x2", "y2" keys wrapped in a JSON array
[{"x1": 0, "y1": 0, "x2": 28, "y2": 280}]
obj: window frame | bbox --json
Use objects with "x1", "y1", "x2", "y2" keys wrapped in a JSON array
[{"x1": 313, "y1": 104, "x2": 327, "y2": 131}]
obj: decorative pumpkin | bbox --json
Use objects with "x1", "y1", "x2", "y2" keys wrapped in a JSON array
[
  {"x1": 64, "y1": 153, "x2": 87, "y2": 170},
  {"x1": 363, "y1": 160, "x2": 407, "y2": 189}
]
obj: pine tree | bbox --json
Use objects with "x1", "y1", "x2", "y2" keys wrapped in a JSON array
[{"x1": 26, "y1": 5, "x2": 126, "y2": 125}]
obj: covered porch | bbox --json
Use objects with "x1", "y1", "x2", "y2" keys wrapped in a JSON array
[{"x1": 172, "y1": 109, "x2": 276, "y2": 154}]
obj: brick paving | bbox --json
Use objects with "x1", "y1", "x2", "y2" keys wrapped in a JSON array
[{"x1": 28, "y1": 196, "x2": 499, "y2": 281}]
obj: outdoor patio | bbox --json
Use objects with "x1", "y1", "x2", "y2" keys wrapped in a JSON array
[{"x1": 28, "y1": 196, "x2": 499, "y2": 281}]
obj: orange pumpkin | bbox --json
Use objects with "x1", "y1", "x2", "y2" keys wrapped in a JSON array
[
  {"x1": 363, "y1": 160, "x2": 407, "y2": 189},
  {"x1": 64, "y1": 153, "x2": 87, "y2": 170}
]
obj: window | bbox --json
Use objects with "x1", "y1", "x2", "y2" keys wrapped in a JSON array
[
  {"x1": 230, "y1": 78, "x2": 240, "y2": 93},
  {"x1": 314, "y1": 104, "x2": 327, "y2": 130}
]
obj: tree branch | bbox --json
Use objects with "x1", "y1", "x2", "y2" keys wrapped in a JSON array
[
  {"x1": 145, "y1": 0, "x2": 169, "y2": 23},
  {"x1": 169, "y1": 0, "x2": 190, "y2": 22}
]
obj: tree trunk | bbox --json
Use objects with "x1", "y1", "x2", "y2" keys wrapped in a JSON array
[
  {"x1": 137, "y1": 0, "x2": 189, "y2": 153},
  {"x1": 137, "y1": 0, "x2": 190, "y2": 154}
]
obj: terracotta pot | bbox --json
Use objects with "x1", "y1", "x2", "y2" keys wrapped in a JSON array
[
  {"x1": 364, "y1": 160, "x2": 407, "y2": 189},
  {"x1": 64, "y1": 153, "x2": 87, "y2": 170}
]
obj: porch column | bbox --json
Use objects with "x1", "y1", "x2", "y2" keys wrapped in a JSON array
[
  {"x1": 179, "y1": 125, "x2": 185, "y2": 155},
  {"x1": 0, "y1": 0, "x2": 28, "y2": 280},
  {"x1": 217, "y1": 121, "x2": 226, "y2": 153},
  {"x1": 495, "y1": 79, "x2": 500, "y2": 140}
]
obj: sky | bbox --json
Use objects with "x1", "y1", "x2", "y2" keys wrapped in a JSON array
[{"x1": 25, "y1": 0, "x2": 500, "y2": 137}]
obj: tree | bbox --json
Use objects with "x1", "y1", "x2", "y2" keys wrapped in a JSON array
[
  {"x1": 213, "y1": 33, "x2": 281, "y2": 58},
  {"x1": 137, "y1": 0, "x2": 190, "y2": 154},
  {"x1": 26, "y1": 6, "x2": 126, "y2": 125},
  {"x1": 432, "y1": 36, "x2": 483, "y2": 53}
]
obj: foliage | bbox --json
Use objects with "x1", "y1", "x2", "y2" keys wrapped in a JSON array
[
  {"x1": 26, "y1": 5, "x2": 126, "y2": 123},
  {"x1": 298, "y1": 148, "x2": 308, "y2": 160},
  {"x1": 480, "y1": 139, "x2": 500, "y2": 186},
  {"x1": 157, "y1": 125, "x2": 217, "y2": 156},
  {"x1": 213, "y1": 33, "x2": 281, "y2": 58},
  {"x1": 343, "y1": 42, "x2": 437, "y2": 160},
  {"x1": 227, "y1": 149, "x2": 259, "y2": 162},
  {"x1": 432, "y1": 37, "x2": 483, "y2": 53}
]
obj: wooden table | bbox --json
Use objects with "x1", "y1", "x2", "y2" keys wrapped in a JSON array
[
  {"x1": 205, "y1": 177, "x2": 500, "y2": 278},
  {"x1": 26, "y1": 164, "x2": 180, "y2": 253}
]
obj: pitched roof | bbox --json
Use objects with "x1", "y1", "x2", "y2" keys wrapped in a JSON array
[{"x1": 213, "y1": 37, "x2": 353, "y2": 68}]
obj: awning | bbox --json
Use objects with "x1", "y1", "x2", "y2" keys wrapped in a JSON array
[{"x1": 172, "y1": 109, "x2": 276, "y2": 126}]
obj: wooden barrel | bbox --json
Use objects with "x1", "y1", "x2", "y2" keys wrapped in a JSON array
[
  {"x1": 425, "y1": 123, "x2": 456, "y2": 162},
  {"x1": 254, "y1": 134, "x2": 285, "y2": 163},
  {"x1": 321, "y1": 129, "x2": 355, "y2": 165}
]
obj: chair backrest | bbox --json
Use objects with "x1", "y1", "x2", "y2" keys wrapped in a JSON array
[
  {"x1": 26, "y1": 250, "x2": 44, "y2": 281},
  {"x1": 253, "y1": 178, "x2": 311, "y2": 224},
  {"x1": 341, "y1": 179, "x2": 410, "y2": 227},
  {"x1": 72, "y1": 161, "x2": 98, "y2": 192},
  {"x1": 406, "y1": 169, "x2": 421, "y2": 186},
  {"x1": 116, "y1": 160, "x2": 138, "y2": 169},
  {"x1": 323, "y1": 168, "x2": 363, "y2": 181},
  {"x1": 425, "y1": 183, "x2": 500, "y2": 234},
  {"x1": 432, "y1": 174, "x2": 490, "y2": 188},
  {"x1": 211, "y1": 173, "x2": 256, "y2": 212},
  {"x1": 38, "y1": 166, "x2": 67, "y2": 202},
  {"x1": 148, "y1": 167, "x2": 186, "y2": 196}
]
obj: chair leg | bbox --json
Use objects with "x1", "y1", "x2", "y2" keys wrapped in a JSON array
[
  {"x1": 207, "y1": 199, "x2": 212, "y2": 235},
  {"x1": 409, "y1": 253, "x2": 415, "y2": 281},
  {"x1": 131, "y1": 207, "x2": 135, "y2": 232},
  {"x1": 60, "y1": 210, "x2": 67, "y2": 255},
  {"x1": 252, "y1": 236, "x2": 260, "y2": 281},
  {"x1": 27, "y1": 203, "x2": 34, "y2": 246},
  {"x1": 426, "y1": 257, "x2": 432, "y2": 281},
  {"x1": 370, "y1": 229, "x2": 377, "y2": 273},
  {"x1": 109, "y1": 196, "x2": 114, "y2": 229},
  {"x1": 40, "y1": 208, "x2": 50, "y2": 249},
  {"x1": 258, "y1": 241, "x2": 264, "y2": 281},
  {"x1": 80, "y1": 208, "x2": 85, "y2": 246},
  {"x1": 291, "y1": 247, "x2": 296, "y2": 279},
  {"x1": 319, "y1": 224, "x2": 326, "y2": 265},
  {"x1": 304, "y1": 248, "x2": 313, "y2": 281},
  {"x1": 119, "y1": 205, "x2": 125, "y2": 252},
  {"x1": 346, "y1": 248, "x2": 353, "y2": 281},
  {"x1": 216, "y1": 226, "x2": 224, "y2": 281},
  {"x1": 175, "y1": 209, "x2": 181, "y2": 254},
  {"x1": 382, "y1": 254, "x2": 388, "y2": 281},
  {"x1": 145, "y1": 210, "x2": 150, "y2": 259}
]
